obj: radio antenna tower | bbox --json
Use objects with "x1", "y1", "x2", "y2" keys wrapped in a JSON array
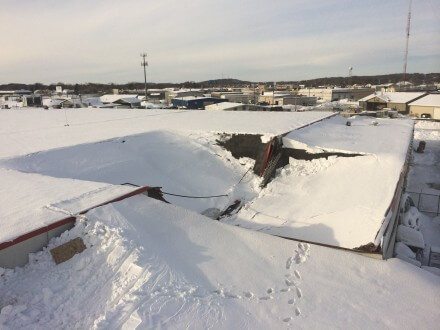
[
  {"x1": 403, "y1": 0, "x2": 412, "y2": 83},
  {"x1": 140, "y1": 52, "x2": 148, "y2": 102}
]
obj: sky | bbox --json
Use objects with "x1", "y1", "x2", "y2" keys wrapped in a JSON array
[{"x1": 1, "y1": 0, "x2": 439, "y2": 83}]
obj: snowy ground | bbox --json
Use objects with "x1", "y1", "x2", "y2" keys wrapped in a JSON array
[
  {"x1": 1, "y1": 109, "x2": 439, "y2": 328},
  {"x1": 1, "y1": 195, "x2": 439, "y2": 329}
]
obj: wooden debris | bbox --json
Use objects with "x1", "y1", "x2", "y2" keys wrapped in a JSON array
[{"x1": 50, "y1": 237, "x2": 86, "y2": 264}]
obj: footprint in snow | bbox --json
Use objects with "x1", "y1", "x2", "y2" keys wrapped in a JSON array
[
  {"x1": 296, "y1": 287, "x2": 302, "y2": 299},
  {"x1": 285, "y1": 279, "x2": 296, "y2": 286},
  {"x1": 295, "y1": 307, "x2": 301, "y2": 316},
  {"x1": 280, "y1": 287, "x2": 290, "y2": 293},
  {"x1": 288, "y1": 298, "x2": 295, "y2": 305},
  {"x1": 267, "y1": 288, "x2": 274, "y2": 294},
  {"x1": 298, "y1": 242, "x2": 310, "y2": 253},
  {"x1": 286, "y1": 256, "x2": 294, "y2": 269},
  {"x1": 283, "y1": 317, "x2": 292, "y2": 323},
  {"x1": 294, "y1": 270, "x2": 301, "y2": 280},
  {"x1": 243, "y1": 291, "x2": 254, "y2": 299},
  {"x1": 225, "y1": 292, "x2": 241, "y2": 299},
  {"x1": 259, "y1": 296, "x2": 273, "y2": 301}
]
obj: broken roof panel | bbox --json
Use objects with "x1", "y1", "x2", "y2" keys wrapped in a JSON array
[{"x1": 232, "y1": 116, "x2": 414, "y2": 250}]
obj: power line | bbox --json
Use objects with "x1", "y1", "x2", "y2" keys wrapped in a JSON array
[{"x1": 121, "y1": 167, "x2": 253, "y2": 200}]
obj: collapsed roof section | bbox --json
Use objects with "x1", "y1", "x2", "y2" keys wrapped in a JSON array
[{"x1": 231, "y1": 116, "x2": 414, "y2": 252}]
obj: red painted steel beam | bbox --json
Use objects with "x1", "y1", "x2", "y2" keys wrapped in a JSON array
[{"x1": 0, "y1": 186, "x2": 151, "y2": 251}]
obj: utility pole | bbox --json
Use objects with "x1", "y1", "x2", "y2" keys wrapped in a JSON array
[
  {"x1": 403, "y1": 0, "x2": 412, "y2": 83},
  {"x1": 140, "y1": 52, "x2": 148, "y2": 102}
]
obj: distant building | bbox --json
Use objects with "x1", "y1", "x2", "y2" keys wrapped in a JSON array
[
  {"x1": 43, "y1": 98, "x2": 75, "y2": 109},
  {"x1": 22, "y1": 95, "x2": 43, "y2": 107},
  {"x1": 408, "y1": 94, "x2": 440, "y2": 119},
  {"x1": 145, "y1": 89, "x2": 166, "y2": 103},
  {"x1": 274, "y1": 96, "x2": 317, "y2": 106},
  {"x1": 165, "y1": 90, "x2": 205, "y2": 104},
  {"x1": 100, "y1": 94, "x2": 141, "y2": 108},
  {"x1": 211, "y1": 91, "x2": 255, "y2": 104},
  {"x1": 258, "y1": 92, "x2": 291, "y2": 105},
  {"x1": 374, "y1": 83, "x2": 438, "y2": 93},
  {"x1": 171, "y1": 96, "x2": 224, "y2": 109},
  {"x1": 298, "y1": 87, "x2": 373, "y2": 101},
  {"x1": 205, "y1": 102, "x2": 268, "y2": 111},
  {"x1": 359, "y1": 92, "x2": 427, "y2": 113}
]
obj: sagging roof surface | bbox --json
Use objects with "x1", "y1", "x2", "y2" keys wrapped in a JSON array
[
  {"x1": 232, "y1": 116, "x2": 414, "y2": 250},
  {"x1": 0, "y1": 109, "x2": 332, "y2": 244},
  {"x1": 0, "y1": 108, "x2": 332, "y2": 159}
]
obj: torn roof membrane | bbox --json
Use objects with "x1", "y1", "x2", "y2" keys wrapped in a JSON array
[{"x1": 232, "y1": 115, "x2": 414, "y2": 250}]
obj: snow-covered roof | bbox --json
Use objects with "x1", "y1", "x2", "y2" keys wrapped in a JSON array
[
  {"x1": 100, "y1": 94, "x2": 138, "y2": 103},
  {"x1": 2, "y1": 192, "x2": 439, "y2": 328},
  {"x1": 359, "y1": 92, "x2": 426, "y2": 103},
  {"x1": 408, "y1": 94, "x2": 440, "y2": 107},
  {"x1": 173, "y1": 96, "x2": 213, "y2": 101},
  {"x1": 205, "y1": 102, "x2": 243, "y2": 110},
  {"x1": 0, "y1": 168, "x2": 137, "y2": 243},
  {"x1": 233, "y1": 115, "x2": 414, "y2": 249},
  {"x1": 0, "y1": 108, "x2": 332, "y2": 159}
]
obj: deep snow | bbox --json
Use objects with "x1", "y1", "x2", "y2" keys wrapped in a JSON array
[
  {"x1": 1, "y1": 195, "x2": 439, "y2": 329},
  {"x1": 230, "y1": 116, "x2": 414, "y2": 249},
  {"x1": 1, "y1": 131, "x2": 259, "y2": 215},
  {"x1": 1, "y1": 109, "x2": 439, "y2": 328},
  {"x1": 0, "y1": 108, "x2": 332, "y2": 159}
]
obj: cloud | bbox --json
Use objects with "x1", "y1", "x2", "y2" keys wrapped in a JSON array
[{"x1": 0, "y1": 0, "x2": 439, "y2": 83}]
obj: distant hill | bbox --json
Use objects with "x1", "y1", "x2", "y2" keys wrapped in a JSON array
[{"x1": 1, "y1": 73, "x2": 438, "y2": 94}]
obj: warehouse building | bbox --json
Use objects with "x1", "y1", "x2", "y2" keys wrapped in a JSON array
[
  {"x1": 408, "y1": 94, "x2": 440, "y2": 119},
  {"x1": 100, "y1": 94, "x2": 142, "y2": 108},
  {"x1": 171, "y1": 96, "x2": 223, "y2": 109},
  {"x1": 22, "y1": 94, "x2": 43, "y2": 107},
  {"x1": 205, "y1": 102, "x2": 268, "y2": 111},
  {"x1": 298, "y1": 87, "x2": 373, "y2": 101},
  {"x1": 359, "y1": 92, "x2": 426, "y2": 113}
]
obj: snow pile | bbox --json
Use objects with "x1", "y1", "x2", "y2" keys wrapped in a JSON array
[
  {"x1": 396, "y1": 225, "x2": 425, "y2": 249},
  {"x1": 1, "y1": 195, "x2": 440, "y2": 328},
  {"x1": 0, "y1": 168, "x2": 137, "y2": 243},
  {"x1": 394, "y1": 242, "x2": 416, "y2": 259}
]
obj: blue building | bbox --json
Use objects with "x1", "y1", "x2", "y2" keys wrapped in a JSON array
[{"x1": 171, "y1": 96, "x2": 224, "y2": 109}]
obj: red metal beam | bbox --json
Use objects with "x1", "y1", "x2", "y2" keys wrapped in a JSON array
[{"x1": 0, "y1": 185, "x2": 151, "y2": 251}]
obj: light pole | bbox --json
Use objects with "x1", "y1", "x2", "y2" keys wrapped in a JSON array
[{"x1": 141, "y1": 52, "x2": 148, "y2": 104}]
